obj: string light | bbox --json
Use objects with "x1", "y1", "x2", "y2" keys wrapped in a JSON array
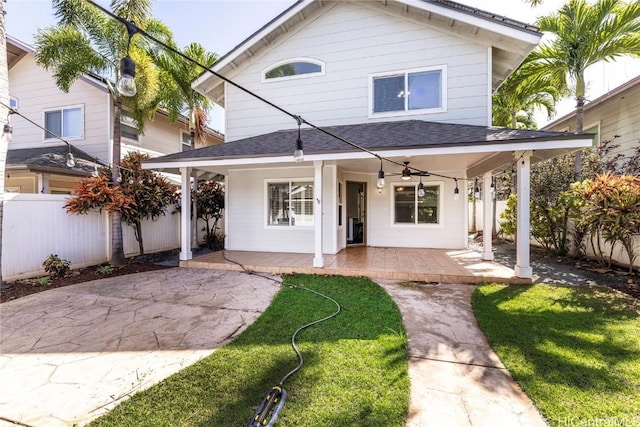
[
  {"x1": 84, "y1": 0, "x2": 535, "y2": 193},
  {"x1": 377, "y1": 159, "x2": 385, "y2": 190},
  {"x1": 116, "y1": 21, "x2": 139, "y2": 97},
  {"x1": 293, "y1": 117, "x2": 304, "y2": 163},
  {"x1": 2, "y1": 108, "x2": 14, "y2": 143},
  {"x1": 0, "y1": 100, "x2": 138, "y2": 178},
  {"x1": 453, "y1": 178, "x2": 460, "y2": 200},
  {"x1": 418, "y1": 176, "x2": 425, "y2": 198}
]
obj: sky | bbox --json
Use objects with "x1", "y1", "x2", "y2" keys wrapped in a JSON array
[{"x1": 5, "y1": 0, "x2": 640, "y2": 132}]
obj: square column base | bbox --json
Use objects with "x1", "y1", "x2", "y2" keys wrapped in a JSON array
[
  {"x1": 180, "y1": 250, "x2": 193, "y2": 261},
  {"x1": 313, "y1": 256, "x2": 324, "y2": 268},
  {"x1": 515, "y1": 265, "x2": 532, "y2": 279},
  {"x1": 482, "y1": 251, "x2": 494, "y2": 261}
]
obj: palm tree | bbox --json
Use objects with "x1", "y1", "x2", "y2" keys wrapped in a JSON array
[
  {"x1": 153, "y1": 42, "x2": 218, "y2": 145},
  {"x1": 532, "y1": 0, "x2": 640, "y2": 178},
  {"x1": 34, "y1": 0, "x2": 172, "y2": 265},
  {"x1": 492, "y1": 57, "x2": 563, "y2": 129},
  {"x1": 0, "y1": 0, "x2": 10, "y2": 286}
]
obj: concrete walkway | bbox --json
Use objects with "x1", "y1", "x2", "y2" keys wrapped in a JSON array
[
  {"x1": 0, "y1": 268, "x2": 548, "y2": 427},
  {"x1": 0, "y1": 268, "x2": 280, "y2": 427},
  {"x1": 377, "y1": 280, "x2": 548, "y2": 427}
]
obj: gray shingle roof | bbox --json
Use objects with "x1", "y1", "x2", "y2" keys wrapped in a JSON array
[
  {"x1": 7, "y1": 145, "x2": 105, "y2": 175},
  {"x1": 146, "y1": 120, "x2": 581, "y2": 163}
]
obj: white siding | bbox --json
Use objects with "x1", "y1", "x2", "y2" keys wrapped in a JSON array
[
  {"x1": 226, "y1": 165, "x2": 336, "y2": 253},
  {"x1": 8, "y1": 55, "x2": 110, "y2": 162},
  {"x1": 358, "y1": 170, "x2": 468, "y2": 249},
  {"x1": 224, "y1": 2, "x2": 489, "y2": 141},
  {"x1": 545, "y1": 82, "x2": 640, "y2": 161}
]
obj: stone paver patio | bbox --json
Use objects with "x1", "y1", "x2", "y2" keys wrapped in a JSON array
[{"x1": 0, "y1": 268, "x2": 280, "y2": 427}]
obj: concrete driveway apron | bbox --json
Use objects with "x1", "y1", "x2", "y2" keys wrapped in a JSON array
[
  {"x1": 0, "y1": 268, "x2": 280, "y2": 427},
  {"x1": 377, "y1": 280, "x2": 549, "y2": 427}
]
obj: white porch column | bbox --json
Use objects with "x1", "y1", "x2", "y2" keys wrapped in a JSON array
[
  {"x1": 180, "y1": 167, "x2": 192, "y2": 261},
  {"x1": 515, "y1": 151, "x2": 532, "y2": 278},
  {"x1": 313, "y1": 160, "x2": 324, "y2": 268},
  {"x1": 482, "y1": 171, "x2": 494, "y2": 260},
  {"x1": 191, "y1": 172, "x2": 198, "y2": 250}
]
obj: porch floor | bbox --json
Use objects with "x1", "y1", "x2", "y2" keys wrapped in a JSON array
[{"x1": 182, "y1": 246, "x2": 531, "y2": 285}]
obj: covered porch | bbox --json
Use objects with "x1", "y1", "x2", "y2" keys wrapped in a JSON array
[{"x1": 181, "y1": 245, "x2": 531, "y2": 284}]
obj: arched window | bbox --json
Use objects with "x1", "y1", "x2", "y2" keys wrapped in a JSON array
[{"x1": 263, "y1": 58, "x2": 324, "y2": 81}]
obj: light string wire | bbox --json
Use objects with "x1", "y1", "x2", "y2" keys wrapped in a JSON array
[
  {"x1": 78, "y1": 1, "x2": 528, "y2": 185},
  {"x1": 0, "y1": 100, "x2": 137, "y2": 175},
  {"x1": 85, "y1": 0, "x2": 523, "y2": 183}
]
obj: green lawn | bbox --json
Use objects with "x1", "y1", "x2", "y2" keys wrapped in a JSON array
[
  {"x1": 473, "y1": 284, "x2": 640, "y2": 427},
  {"x1": 88, "y1": 274, "x2": 409, "y2": 427}
]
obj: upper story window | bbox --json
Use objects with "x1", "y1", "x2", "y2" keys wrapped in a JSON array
[
  {"x1": 267, "y1": 181, "x2": 314, "y2": 227},
  {"x1": 44, "y1": 105, "x2": 83, "y2": 140},
  {"x1": 263, "y1": 58, "x2": 325, "y2": 82},
  {"x1": 370, "y1": 66, "x2": 446, "y2": 117},
  {"x1": 393, "y1": 182, "x2": 442, "y2": 225},
  {"x1": 121, "y1": 112, "x2": 139, "y2": 142},
  {"x1": 181, "y1": 131, "x2": 193, "y2": 151}
]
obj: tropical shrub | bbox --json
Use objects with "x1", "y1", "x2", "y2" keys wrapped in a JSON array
[
  {"x1": 572, "y1": 173, "x2": 640, "y2": 272},
  {"x1": 43, "y1": 254, "x2": 71, "y2": 279}
]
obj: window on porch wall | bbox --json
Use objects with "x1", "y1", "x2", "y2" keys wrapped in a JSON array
[
  {"x1": 268, "y1": 181, "x2": 314, "y2": 227},
  {"x1": 394, "y1": 184, "x2": 440, "y2": 224}
]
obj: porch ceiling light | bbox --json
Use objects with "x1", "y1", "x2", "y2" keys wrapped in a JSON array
[{"x1": 401, "y1": 161, "x2": 411, "y2": 181}]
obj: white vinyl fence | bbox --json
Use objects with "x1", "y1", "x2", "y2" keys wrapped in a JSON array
[
  {"x1": 468, "y1": 199, "x2": 507, "y2": 233},
  {"x1": 2, "y1": 193, "x2": 182, "y2": 280}
]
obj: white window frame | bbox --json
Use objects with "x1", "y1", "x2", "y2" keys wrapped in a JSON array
[
  {"x1": 262, "y1": 57, "x2": 325, "y2": 83},
  {"x1": 120, "y1": 112, "x2": 139, "y2": 143},
  {"x1": 390, "y1": 181, "x2": 444, "y2": 228},
  {"x1": 42, "y1": 104, "x2": 84, "y2": 142},
  {"x1": 583, "y1": 121, "x2": 601, "y2": 146},
  {"x1": 181, "y1": 131, "x2": 192, "y2": 151},
  {"x1": 369, "y1": 65, "x2": 447, "y2": 118},
  {"x1": 264, "y1": 179, "x2": 315, "y2": 229}
]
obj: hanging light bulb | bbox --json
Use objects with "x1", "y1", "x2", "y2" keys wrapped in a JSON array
[
  {"x1": 453, "y1": 178, "x2": 460, "y2": 200},
  {"x1": 490, "y1": 177, "x2": 496, "y2": 200},
  {"x1": 401, "y1": 161, "x2": 411, "y2": 181},
  {"x1": 293, "y1": 119, "x2": 304, "y2": 162},
  {"x1": 474, "y1": 178, "x2": 480, "y2": 200},
  {"x1": 92, "y1": 164, "x2": 99, "y2": 177},
  {"x1": 2, "y1": 122, "x2": 13, "y2": 143},
  {"x1": 66, "y1": 151, "x2": 76, "y2": 168},
  {"x1": 116, "y1": 56, "x2": 137, "y2": 97},
  {"x1": 377, "y1": 159, "x2": 385, "y2": 189},
  {"x1": 418, "y1": 177, "x2": 425, "y2": 198}
]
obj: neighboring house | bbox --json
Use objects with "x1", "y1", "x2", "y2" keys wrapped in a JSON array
[
  {"x1": 144, "y1": 0, "x2": 593, "y2": 278},
  {"x1": 543, "y1": 74, "x2": 640, "y2": 161},
  {"x1": 5, "y1": 35, "x2": 223, "y2": 194}
]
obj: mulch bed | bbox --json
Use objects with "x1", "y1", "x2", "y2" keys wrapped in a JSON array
[{"x1": 1, "y1": 257, "x2": 174, "y2": 303}]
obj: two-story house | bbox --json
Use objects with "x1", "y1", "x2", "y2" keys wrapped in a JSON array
[
  {"x1": 6, "y1": 35, "x2": 223, "y2": 194},
  {"x1": 543, "y1": 74, "x2": 640, "y2": 164},
  {"x1": 144, "y1": 0, "x2": 593, "y2": 278}
]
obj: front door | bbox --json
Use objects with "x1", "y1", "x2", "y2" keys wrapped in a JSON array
[{"x1": 346, "y1": 182, "x2": 366, "y2": 245}]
